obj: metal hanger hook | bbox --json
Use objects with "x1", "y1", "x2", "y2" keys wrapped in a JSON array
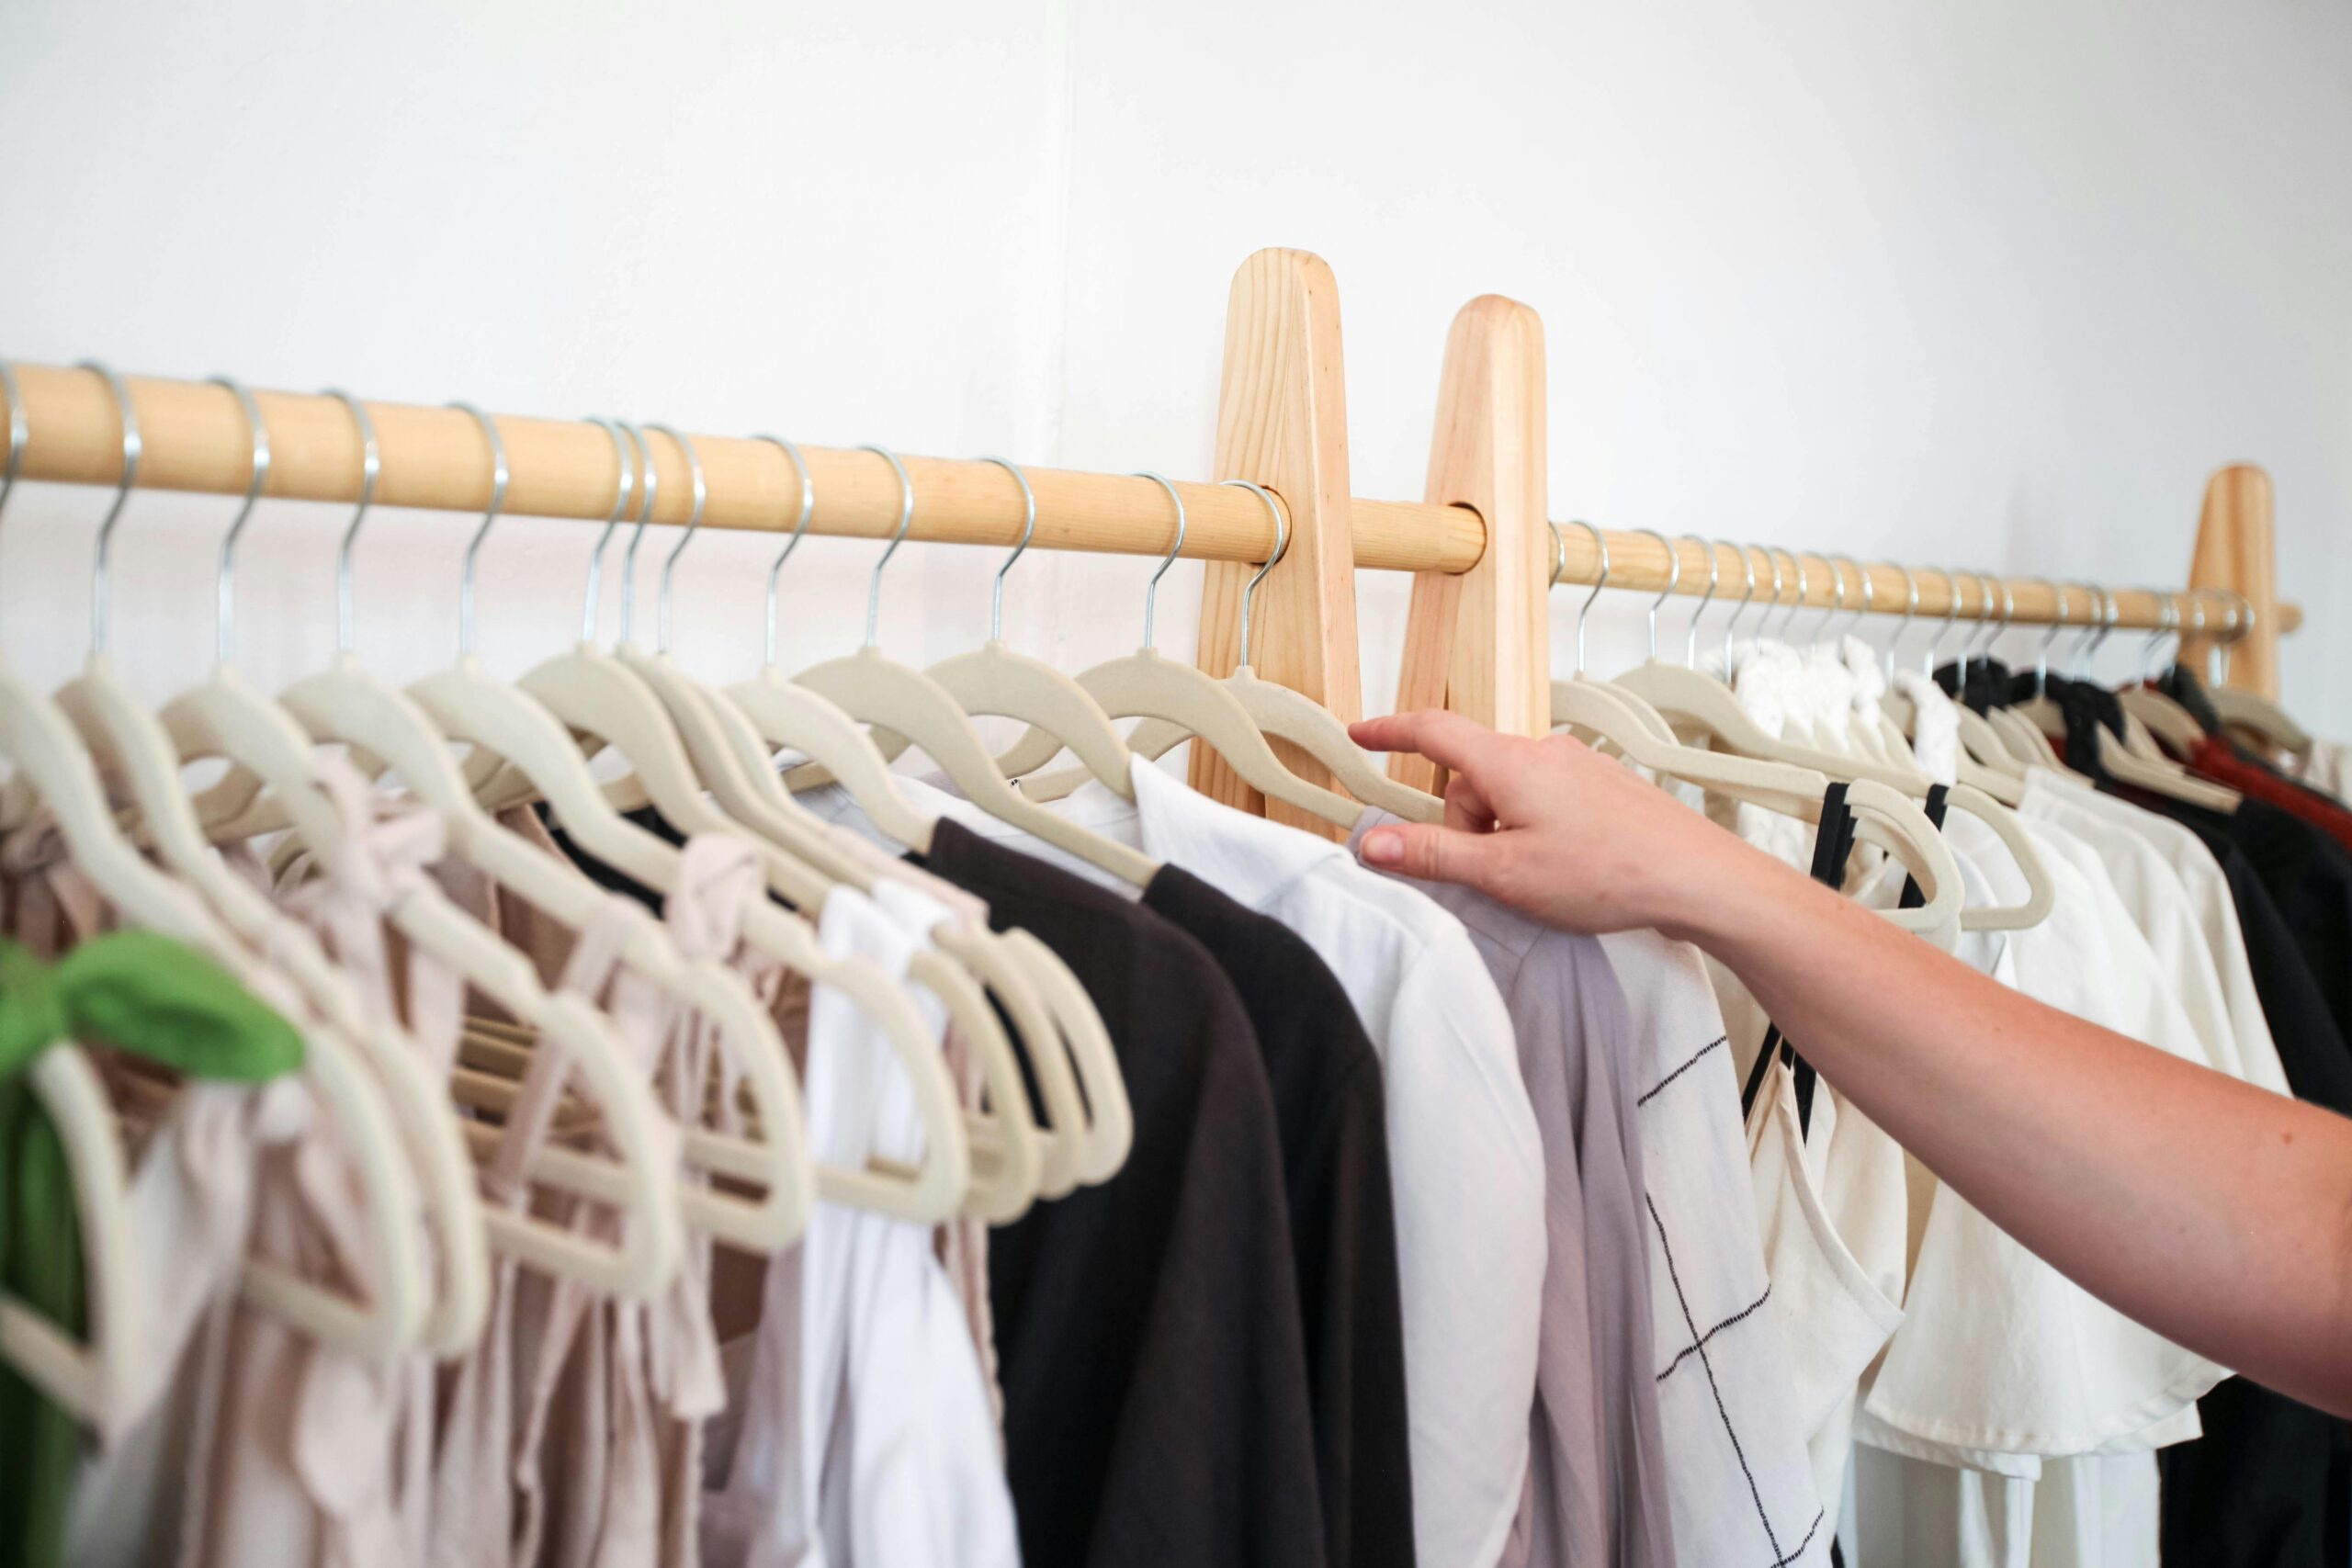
[
  {"x1": 1832, "y1": 555, "x2": 1871, "y2": 645},
  {"x1": 206, "y1": 376, "x2": 271, "y2": 670},
  {"x1": 577, "y1": 417, "x2": 638, "y2": 646},
  {"x1": 616, "y1": 421, "x2": 661, "y2": 648},
  {"x1": 2219, "y1": 590, "x2": 2255, "y2": 686},
  {"x1": 0, "y1": 360, "x2": 23, "y2": 526},
  {"x1": 978, "y1": 456, "x2": 1036, "y2": 644},
  {"x1": 328, "y1": 390, "x2": 382, "y2": 655},
  {"x1": 80, "y1": 361, "x2": 141, "y2": 659},
  {"x1": 857, "y1": 445, "x2": 914, "y2": 649},
  {"x1": 756, "y1": 435, "x2": 814, "y2": 669},
  {"x1": 1925, "y1": 566, "x2": 1963, "y2": 679},
  {"x1": 1882, "y1": 562, "x2": 1917, "y2": 683},
  {"x1": 1681, "y1": 535, "x2": 1719, "y2": 666},
  {"x1": 452, "y1": 402, "x2": 510, "y2": 660},
  {"x1": 1755, "y1": 546, "x2": 1790, "y2": 642},
  {"x1": 1222, "y1": 479, "x2": 1287, "y2": 668},
  {"x1": 1566, "y1": 519, "x2": 1609, "y2": 675},
  {"x1": 1633, "y1": 527, "x2": 1678, "y2": 661},
  {"x1": 2021, "y1": 577, "x2": 2064, "y2": 694},
  {"x1": 1953, "y1": 570, "x2": 1990, "y2": 685},
  {"x1": 1802, "y1": 553, "x2": 1839, "y2": 649},
  {"x1": 1721, "y1": 543, "x2": 1760, "y2": 671},
  {"x1": 1131, "y1": 471, "x2": 1185, "y2": 652},
  {"x1": 650, "y1": 423, "x2": 707, "y2": 656},
  {"x1": 2063, "y1": 581, "x2": 2104, "y2": 679},
  {"x1": 2141, "y1": 592, "x2": 2179, "y2": 684}
]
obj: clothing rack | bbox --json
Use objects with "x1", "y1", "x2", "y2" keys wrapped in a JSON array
[{"x1": 0, "y1": 249, "x2": 2301, "y2": 819}]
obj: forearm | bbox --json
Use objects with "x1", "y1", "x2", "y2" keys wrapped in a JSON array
[{"x1": 1672, "y1": 841, "x2": 2352, "y2": 1416}]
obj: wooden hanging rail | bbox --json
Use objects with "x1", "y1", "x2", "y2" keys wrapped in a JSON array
[{"x1": 0, "y1": 361, "x2": 2300, "y2": 635}]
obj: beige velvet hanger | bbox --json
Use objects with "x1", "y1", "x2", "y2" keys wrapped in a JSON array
[
  {"x1": 787, "y1": 446, "x2": 1163, "y2": 887},
  {"x1": 404, "y1": 411, "x2": 965, "y2": 1229},
  {"x1": 708, "y1": 437, "x2": 1128, "y2": 1190},
  {"x1": 862, "y1": 457, "x2": 1137, "y2": 799},
  {"x1": 38, "y1": 362, "x2": 431, "y2": 1359},
  {"x1": 607, "y1": 424, "x2": 1051, "y2": 1218},
  {"x1": 1001, "y1": 472, "x2": 1363, "y2": 829},
  {"x1": 1091, "y1": 480, "x2": 1444, "y2": 824}
]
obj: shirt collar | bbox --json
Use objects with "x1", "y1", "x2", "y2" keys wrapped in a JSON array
[{"x1": 1127, "y1": 753, "x2": 1356, "y2": 910}]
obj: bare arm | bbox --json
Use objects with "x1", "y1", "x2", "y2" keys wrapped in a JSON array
[{"x1": 1351, "y1": 710, "x2": 2352, "y2": 1418}]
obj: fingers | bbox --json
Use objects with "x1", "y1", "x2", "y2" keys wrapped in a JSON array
[
  {"x1": 1356, "y1": 820, "x2": 1508, "y2": 891},
  {"x1": 1442, "y1": 771, "x2": 1497, "y2": 834},
  {"x1": 1349, "y1": 710, "x2": 1509, "y2": 780}
]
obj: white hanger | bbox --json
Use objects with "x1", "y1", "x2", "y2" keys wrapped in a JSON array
[
  {"x1": 2197, "y1": 590, "x2": 2312, "y2": 757},
  {"x1": 1003, "y1": 472, "x2": 1364, "y2": 829},
  {"x1": 137, "y1": 378, "x2": 492, "y2": 1353},
  {"x1": 1543, "y1": 525, "x2": 1962, "y2": 942},
  {"x1": 175, "y1": 391, "x2": 692, "y2": 1298},
  {"x1": 607, "y1": 423, "x2": 1048, "y2": 1218},
  {"x1": 717, "y1": 438, "x2": 1128, "y2": 1189},
  {"x1": 786, "y1": 446, "x2": 1163, "y2": 886},
  {"x1": 2117, "y1": 594, "x2": 2211, "y2": 759},
  {"x1": 2017, "y1": 583, "x2": 2239, "y2": 811},
  {"x1": 1880, "y1": 565, "x2": 2029, "y2": 800},
  {"x1": 1057, "y1": 479, "x2": 1444, "y2": 823},
  {"x1": 0, "y1": 361, "x2": 143, "y2": 1425},
  {"x1": 861, "y1": 457, "x2": 1137, "y2": 798},
  {"x1": 39, "y1": 362, "x2": 428, "y2": 1359},
  {"x1": 404, "y1": 411, "x2": 966, "y2": 1226}
]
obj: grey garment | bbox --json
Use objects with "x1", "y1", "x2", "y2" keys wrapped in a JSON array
[{"x1": 1351, "y1": 812, "x2": 1677, "y2": 1568}]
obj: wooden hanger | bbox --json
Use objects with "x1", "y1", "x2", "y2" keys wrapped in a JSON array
[
  {"x1": 406, "y1": 413, "x2": 967, "y2": 1227},
  {"x1": 1001, "y1": 473, "x2": 1363, "y2": 829},
  {"x1": 785, "y1": 446, "x2": 1161, "y2": 886},
  {"x1": 1081, "y1": 480, "x2": 1443, "y2": 823}
]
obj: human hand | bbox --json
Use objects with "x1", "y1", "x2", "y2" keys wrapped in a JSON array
[{"x1": 1348, "y1": 710, "x2": 1781, "y2": 940}]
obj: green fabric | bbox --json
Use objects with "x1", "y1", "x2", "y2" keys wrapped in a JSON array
[
  {"x1": 0, "y1": 932, "x2": 305, "y2": 1568},
  {"x1": 0, "y1": 1077, "x2": 83, "y2": 1568}
]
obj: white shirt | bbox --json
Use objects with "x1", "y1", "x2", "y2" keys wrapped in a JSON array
[
  {"x1": 702, "y1": 889, "x2": 1017, "y2": 1568},
  {"x1": 1599, "y1": 928, "x2": 1832, "y2": 1568},
  {"x1": 2290, "y1": 738, "x2": 2352, "y2": 805},
  {"x1": 2016, "y1": 770, "x2": 2286, "y2": 1089},
  {"x1": 2022, "y1": 766, "x2": 2289, "y2": 1095},
  {"x1": 811, "y1": 761, "x2": 1547, "y2": 1568}
]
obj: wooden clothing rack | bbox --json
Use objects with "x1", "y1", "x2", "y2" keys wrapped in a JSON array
[{"x1": 0, "y1": 248, "x2": 2303, "y2": 824}]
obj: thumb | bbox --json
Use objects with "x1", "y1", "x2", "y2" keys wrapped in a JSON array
[{"x1": 1356, "y1": 821, "x2": 1505, "y2": 890}]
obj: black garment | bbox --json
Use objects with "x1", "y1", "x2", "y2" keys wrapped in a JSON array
[
  {"x1": 2110, "y1": 788, "x2": 2352, "y2": 1567},
  {"x1": 919, "y1": 820, "x2": 1327, "y2": 1568},
  {"x1": 1741, "y1": 782, "x2": 1861, "y2": 1134},
  {"x1": 1139, "y1": 864, "x2": 1415, "y2": 1568}
]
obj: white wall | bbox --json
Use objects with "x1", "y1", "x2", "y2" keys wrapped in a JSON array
[{"x1": 5, "y1": 0, "x2": 2347, "y2": 728}]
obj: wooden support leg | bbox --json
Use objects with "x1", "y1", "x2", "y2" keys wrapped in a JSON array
[
  {"x1": 1193, "y1": 247, "x2": 1363, "y2": 834},
  {"x1": 1388, "y1": 295, "x2": 1552, "y2": 795},
  {"x1": 2182, "y1": 463, "x2": 2281, "y2": 698}
]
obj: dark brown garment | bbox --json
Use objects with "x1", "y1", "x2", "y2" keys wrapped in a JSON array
[
  {"x1": 921, "y1": 820, "x2": 1327, "y2": 1568},
  {"x1": 1142, "y1": 863, "x2": 1416, "y2": 1568}
]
